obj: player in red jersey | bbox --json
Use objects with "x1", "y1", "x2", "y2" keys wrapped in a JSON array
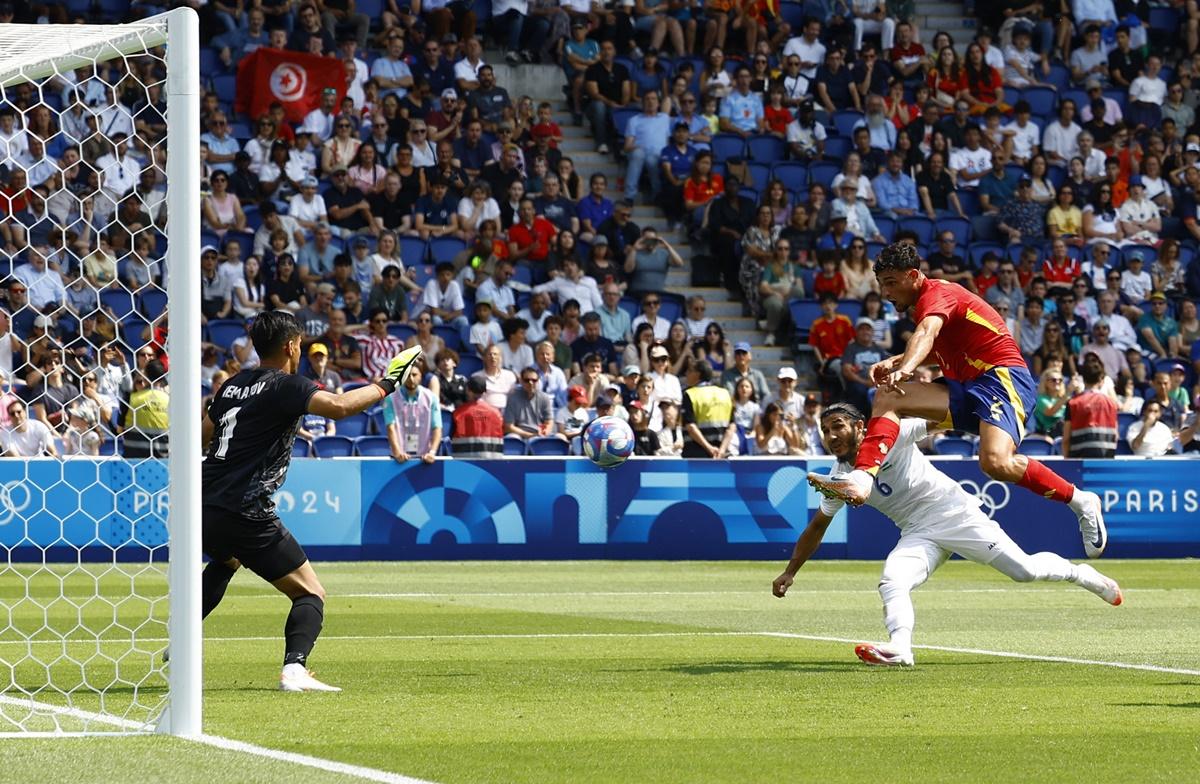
[{"x1": 808, "y1": 242, "x2": 1107, "y2": 558}]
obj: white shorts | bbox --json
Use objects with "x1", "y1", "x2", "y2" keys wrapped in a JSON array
[{"x1": 895, "y1": 508, "x2": 1024, "y2": 569}]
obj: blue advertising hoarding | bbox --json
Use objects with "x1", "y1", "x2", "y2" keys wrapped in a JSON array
[{"x1": 0, "y1": 458, "x2": 1195, "y2": 560}]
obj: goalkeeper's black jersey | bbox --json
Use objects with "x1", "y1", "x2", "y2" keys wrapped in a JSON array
[{"x1": 203, "y1": 368, "x2": 319, "y2": 521}]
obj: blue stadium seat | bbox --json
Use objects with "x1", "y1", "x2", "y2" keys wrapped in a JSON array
[
  {"x1": 898, "y1": 216, "x2": 935, "y2": 245},
  {"x1": 968, "y1": 242, "x2": 1006, "y2": 269},
  {"x1": 1005, "y1": 163, "x2": 1027, "y2": 182},
  {"x1": 430, "y1": 236, "x2": 467, "y2": 262},
  {"x1": 435, "y1": 324, "x2": 463, "y2": 351},
  {"x1": 772, "y1": 161, "x2": 808, "y2": 192},
  {"x1": 821, "y1": 136, "x2": 850, "y2": 163},
  {"x1": 1021, "y1": 86, "x2": 1057, "y2": 117},
  {"x1": 1061, "y1": 89, "x2": 1087, "y2": 114},
  {"x1": 1045, "y1": 64, "x2": 1071, "y2": 92},
  {"x1": 1017, "y1": 437, "x2": 1055, "y2": 456},
  {"x1": 779, "y1": 1, "x2": 805, "y2": 28},
  {"x1": 388, "y1": 323, "x2": 416, "y2": 343},
  {"x1": 712, "y1": 133, "x2": 747, "y2": 161},
  {"x1": 1117, "y1": 412, "x2": 1138, "y2": 440},
  {"x1": 100, "y1": 290, "x2": 135, "y2": 319},
  {"x1": 831, "y1": 110, "x2": 864, "y2": 138},
  {"x1": 746, "y1": 161, "x2": 771, "y2": 189},
  {"x1": 956, "y1": 189, "x2": 980, "y2": 217},
  {"x1": 457, "y1": 353, "x2": 483, "y2": 376},
  {"x1": 358, "y1": 0, "x2": 385, "y2": 24},
  {"x1": 808, "y1": 161, "x2": 840, "y2": 190},
  {"x1": 313, "y1": 436, "x2": 355, "y2": 457},
  {"x1": 874, "y1": 217, "x2": 896, "y2": 242},
  {"x1": 337, "y1": 412, "x2": 371, "y2": 438},
  {"x1": 206, "y1": 319, "x2": 244, "y2": 351},
  {"x1": 936, "y1": 217, "x2": 971, "y2": 246},
  {"x1": 369, "y1": 406, "x2": 387, "y2": 435},
  {"x1": 747, "y1": 134, "x2": 785, "y2": 163},
  {"x1": 618, "y1": 295, "x2": 641, "y2": 321},
  {"x1": 354, "y1": 436, "x2": 392, "y2": 456},
  {"x1": 932, "y1": 435, "x2": 976, "y2": 457},
  {"x1": 1116, "y1": 439, "x2": 1133, "y2": 456},
  {"x1": 613, "y1": 108, "x2": 639, "y2": 137},
  {"x1": 139, "y1": 289, "x2": 167, "y2": 319},
  {"x1": 659, "y1": 292, "x2": 684, "y2": 323},
  {"x1": 528, "y1": 436, "x2": 570, "y2": 456},
  {"x1": 292, "y1": 440, "x2": 312, "y2": 458},
  {"x1": 399, "y1": 237, "x2": 428, "y2": 266},
  {"x1": 739, "y1": 186, "x2": 760, "y2": 204},
  {"x1": 212, "y1": 75, "x2": 237, "y2": 106},
  {"x1": 411, "y1": 263, "x2": 436, "y2": 288},
  {"x1": 788, "y1": 298, "x2": 823, "y2": 339},
  {"x1": 503, "y1": 434, "x2": 529, "y2": 455},
  {"x1": 1118, "y1": 246, "x2": 1157, "y2": 267}
]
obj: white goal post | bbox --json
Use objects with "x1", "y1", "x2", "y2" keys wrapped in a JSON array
[{"x1": 0, "y1": 8, "x2": 200, "y2": 736}]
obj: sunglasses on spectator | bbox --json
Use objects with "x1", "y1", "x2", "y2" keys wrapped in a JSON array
[{"x1": 645, "y1": 299, "x2": 660, "y2": 306}]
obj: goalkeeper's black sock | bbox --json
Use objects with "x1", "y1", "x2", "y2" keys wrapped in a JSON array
[
  {"x1": 283, "y1": 594, "x2": 325, "y2": 668},
  {"x1": 201, "y1": 561, "x2": 238, "y2": 620}
]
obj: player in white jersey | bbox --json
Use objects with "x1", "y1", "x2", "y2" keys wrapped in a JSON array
[{"x1": 773, "y1": 403, "x2": 1122, "y2": 667}]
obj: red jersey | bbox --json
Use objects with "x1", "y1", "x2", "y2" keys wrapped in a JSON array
[
  {"x1": 1041, "y1": 257, "x2": 1081, "y2": 287},
  {"x1": 508, "y1": 216, "x2": 557, "y2": 262},
  {"x1": 809, "y1": 314, "x2": 855, "y2": 360},
  {"x1": 912, "y1": 278, "x2": 1027, "y2": 381},
  {"x1": 763, "y1": 104, "x2": 792, "y2": 135}
]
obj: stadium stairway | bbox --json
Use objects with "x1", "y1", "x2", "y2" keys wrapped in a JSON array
[
  {"x1": 494, "y1": 61, "x2": 797, "y2": 385},
  {"x1": 918, "y1": 2, "x2": 977, "y2": 44}
]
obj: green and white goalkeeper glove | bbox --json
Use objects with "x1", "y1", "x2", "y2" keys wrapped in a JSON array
[{"x1": 375, "y1": 345, "x2": 424, "y2": 396}]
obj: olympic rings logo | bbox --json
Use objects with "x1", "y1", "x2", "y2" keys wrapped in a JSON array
[
  {"x1": 0, "y1": 481, "x2": 33, "y2": 527},
  {"x1": 958, "y1": 479, "x2": 1012, "y2": 515}
]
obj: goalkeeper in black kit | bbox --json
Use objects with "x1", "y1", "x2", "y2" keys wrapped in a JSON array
[{"x1": 201, "y1": 310, "x2": 422, "y2": 692}]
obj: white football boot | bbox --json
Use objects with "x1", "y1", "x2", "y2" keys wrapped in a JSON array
[
  {"x1": 1074, "y1": 563, "x2": 1123, "y2": 606},
  {"x1": 280, "y1": 662, "x2": 342, "y2": 692},
  {"x1": 1073, "y1": 490, "x2": 1108, "y2": 559}
]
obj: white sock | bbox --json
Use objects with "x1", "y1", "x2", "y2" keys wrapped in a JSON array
[
  {"x1": 888, "y1": 626, "x2": 912, "y2": 654},
  {"x1": 1067, "y1": 487, "x2": 1090, "y2": 514}
]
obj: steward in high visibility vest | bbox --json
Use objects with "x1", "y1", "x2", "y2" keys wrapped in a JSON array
[{"x1": 681, "y1": 360, "x2": 733, "y2": 458}]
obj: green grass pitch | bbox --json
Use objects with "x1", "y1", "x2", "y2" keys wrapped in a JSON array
[{"x1": 2, "y1": 560, "x2": 1199, "y2": 783}]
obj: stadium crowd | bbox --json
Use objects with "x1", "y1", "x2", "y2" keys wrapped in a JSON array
[{"x1": 0, "y1": 0, "x2": 1198, "y2": 459}]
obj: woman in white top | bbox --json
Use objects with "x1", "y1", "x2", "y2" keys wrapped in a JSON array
[
  {"x1": 755, "y1": 402, "x2": 804, "y2": 455},
  {"x1": 699, "y1": 47, "x2": 732, "y2": 100},
  {"x1": 1140, "y1": 154, "x2": 1172, "y2": 212},
  {"x1": 347, "y1": 144, "x2": 389, "y2": 194},
  {"x1": 371, "y1": 230, "x2": 423, "y2": 296},
  {"x1": 1027, "y1": 154, "x2": 1055, "y2": 205},
  {"x1": 1081, "y1": 184, "x2": 1126, "y2": 247},
  {"x1": 829, "y1": 153, "x2": 876, "y2": 208},
  {"x1": 457, "y1": 180, "x2": 502, "y2": 238},
  {"x1": 231, "y1": 256, "x2": 268, "y2": 319},
  {"x1": 321, "y1": 117, "x2": 361, "y2": 173},
  {"x1": 407, "y1": 119, "x2": 437, "y2": 168},
  {"x1": 243, "y1": 116, "x2": 279, "y2": 176}
]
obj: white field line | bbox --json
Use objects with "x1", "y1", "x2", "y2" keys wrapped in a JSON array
[
  {"x1": 4, "y1": 630, "x2": 1198, "y2": 676},
  {"x1": 222, "y1": 588, "x2": 1177, "y2": 599},
  {"x1": 0, "y1": 693, "x2": 438, "y2": 784}
]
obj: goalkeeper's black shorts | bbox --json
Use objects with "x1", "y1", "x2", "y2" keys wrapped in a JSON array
[{"x1": 202, "y1": 506, "x2": 308, "y2": 583}]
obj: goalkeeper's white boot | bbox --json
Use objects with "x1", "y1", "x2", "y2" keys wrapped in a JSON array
[
  {"x1": 280, "y1": 663, "x2": 342, "y2": 692},
  {"x1": 854, "y1": 642, "x2": 914, "y2": 667},
  {"x1": 807, "y1": 470, "x2": 873, "y2": 506},
  {"x1": 1070, "y1": 490, "x2": 1108, "y2": 559},
  {"x1": 1074, "y1": 563, "x2": 1123, "y2": 606}
]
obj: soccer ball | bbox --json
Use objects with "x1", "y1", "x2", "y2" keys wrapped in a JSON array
[{"x1": 583, "y1": 416, "x2": 635, "y2": 467}]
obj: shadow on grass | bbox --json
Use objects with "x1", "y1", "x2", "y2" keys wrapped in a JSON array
[{"x1": 1115, "y1": 702, "x2": 1200, "y2": 710}]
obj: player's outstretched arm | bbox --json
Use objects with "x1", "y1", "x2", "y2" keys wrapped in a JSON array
[
  {"x1": 876, "y1": 315, "x2": 943, "y2": 389},
  {"x1": 309, "y1": 345, "x2": 424, "y2": 420},
  {"x1": 773, "y1": 510, "x2": 834, "y2": 598}
]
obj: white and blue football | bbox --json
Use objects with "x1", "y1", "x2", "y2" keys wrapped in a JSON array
[{"x1": 583, "y1": 416, "x2": 635, "y2": 468}]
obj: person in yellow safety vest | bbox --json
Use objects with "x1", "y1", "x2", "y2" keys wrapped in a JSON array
[{"x1": 681, "y1": 360, "x2": 733, "y2": 458}]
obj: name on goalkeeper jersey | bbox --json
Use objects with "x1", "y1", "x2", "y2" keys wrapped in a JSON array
[{"x1": 221, "y1": 381, "x2": 268, "y2": 400}]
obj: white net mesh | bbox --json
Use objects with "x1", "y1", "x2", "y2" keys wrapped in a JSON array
[{"x1": 0, "y1": 17, "x2": 175, "y2": 734}]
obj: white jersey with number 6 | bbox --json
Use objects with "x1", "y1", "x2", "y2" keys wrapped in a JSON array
[{"x1": 819, "y1": 420, "x2": 983, "y2": 532}]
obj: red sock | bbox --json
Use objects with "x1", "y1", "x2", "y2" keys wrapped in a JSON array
[
  {"x1": 1017, "y1": 459, "x2": 1075, "y2": 504},
  {"x1": 854, "y1": 417, "x2": 901, "y2": 472}
]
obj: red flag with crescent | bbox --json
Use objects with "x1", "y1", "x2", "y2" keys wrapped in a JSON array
[{"x1": 234, "y1": 47, "x2": 346, "y2": 124}]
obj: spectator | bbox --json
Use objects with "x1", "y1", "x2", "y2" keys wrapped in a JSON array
[
  {"x1": 1002, "y1": 25, "x2": 1050, "y2": 89},
  {"x1": 499, "y1": 317, "x2": 534, "y2": 372},
  {"x1": 14, "y1": 245, "x2": 66, "y2": 311},
  {"x1": 577, "y1": 172, "x2": 614, "y2": 241},
  {"x1": 916, "y1": 151, "x2": 966, "y2": 220},
  {"x1": 383, "y1": 356, "x2": 442, "y2": 464},
  {"x1": 873, "y1": 151, "x2": 919, "y2": 219},
  {"x1": 1061, "y1": 358, "x2": 1119, "y2": 458},
  {"x1": 324, "y1": 166, "x2": 376, "y2": 238},
  {"x1": 555, "y1": 383, "x2": 593, "y2": 440},
  {"x1": 294, "y1": 282, "x2": 335, "y2": 341},
  {"x1": 785, "y1": 100, "x2": 827, "y2": 161},
  {"x1": 508, "y1": 198, "x2": 558, "y2": 271},
  {"x1": 720, "y1": 67, "x2": 766, "y2": 137},
  {"x1": 452, "y1": 376, "x2": 505, "y2": 458},
  {"x1": 1128, "y1": 54, "x2": 1167, "y2": 132},
  {"x1": 422, "y1": 261, "x2": 469, "y2": 338},
  {"x1": 595, "y1": 284, "x2": 631, "y2": 344},
  {"x1": 1126, "y1": 399, "x2": 1175, "y2": 456},
  {"x1": 809, "y1": 293, "x2": 854, "y2": 391},
  {"x1": 472, "y1": 344, "x2": 519, "y2": 410},
  {"x1": 720, "y1": 341, "x2": 769, "y2": 402},
  {"x1": 680, "y1": 360, "x2": 732, "y2": 458},
  {"x1": 831, "y1": 178, "x2": 884, "y2": 242},
  {"x1": 584, "y1": 41, "x2": 632, "y2": 155},
  {"x1": 997, "y1": 176, "x2": 1046, "y2": 246},
  {"x1": 355, "y1": 307, "x2": 404, "y2": 379},
  {"x1": 814, "y1": 48, "x2": 858, "y2": 117},
  {"x1": 628, "y1": 402, "x2": 660, "y2": 455},
  {"x1": 623, "y1": 90, "x2": 671, "y2": 202},
  {"x1": 200, "y1": 247, "x2": 232, "y2": 323},
  {"x1": 1120, "y1": 252, "x2": 1153, "y2": 306},
  {"x1": 535, "y1": 174, "x2": 580, "y2": 235},
  {"x1": 504, "y1": 366, "x2": 554, "y2": 439},
  {"x1": 468, "y1": 299, "x2": 503, "y2": 357},
  {"x1": 1033, "y1": 370, "x2": 1076, "y2": 437},
  {"x1": 1083, "y1": 183, "x2": 1124, "y2": 248},
  {"x1": 1117, "y1": 176, "x2": 1161, "y2": 245},
  {"x1": 475, "y1": 259, "x2": 518, "y2": 320},
  {"x1": 624, "y1": 227, "x2": 683, "y2": 299},
  {"x1": 1137, "y1": 292, "x2": 1180, "y2": 358},
  {"x1": 840, "y1": 317, "x2": 887, "y2": 412},
  {"x1": 755, "y1": 401, "x2": 804, "y2": 455},
  {"x1": 0, "y1": 399, "x2": 56, "y2": 457},
  {"x1": 120, "y1": 360, "x2": 169, "y2": 458},
  {"x1": 757, "y1": 241, "x2": 804, "y2": 345},
  {"x1": 1042, "y1": 100, "x2": 1081, "y2": 166}
]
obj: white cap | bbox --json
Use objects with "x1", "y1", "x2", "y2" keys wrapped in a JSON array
[{"x1": 777, "y1": 367, "x2": 798, "y2": 380}]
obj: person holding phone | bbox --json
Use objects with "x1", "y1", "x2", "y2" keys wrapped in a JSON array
[{"x1": 623, "y1": 226, "x2": 683, "y2": 300}]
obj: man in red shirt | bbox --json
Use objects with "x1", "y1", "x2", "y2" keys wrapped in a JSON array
[
  {"x1": 451, "y1": 376, "x2": 504, "y2": 458},
  {"x1": 809, "y1": 293, "x2": 855, "y2": 398},
  {"x1": 808, "y1": 242, "x2": 1107, "y2": 559},
  {"x1": 1062, "y1": 356, "x2": 1118, "y2": 459},
  {"x1": 508, "y1": 197, "x2": 557, "y2": 268}
]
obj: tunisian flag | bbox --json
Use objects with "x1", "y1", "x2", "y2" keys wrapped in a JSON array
[{"x1": 234, "y1": 48, "x2": 345, "y2": 124}]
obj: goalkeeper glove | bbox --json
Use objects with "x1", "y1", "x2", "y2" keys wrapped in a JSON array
[{"x1": 374, "y1": 345, "x2": 424, "y2": 396}]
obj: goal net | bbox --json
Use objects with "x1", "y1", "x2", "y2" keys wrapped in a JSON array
[{"x1": 0, "y1": 9, "x2": 200, "y2": 736}]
